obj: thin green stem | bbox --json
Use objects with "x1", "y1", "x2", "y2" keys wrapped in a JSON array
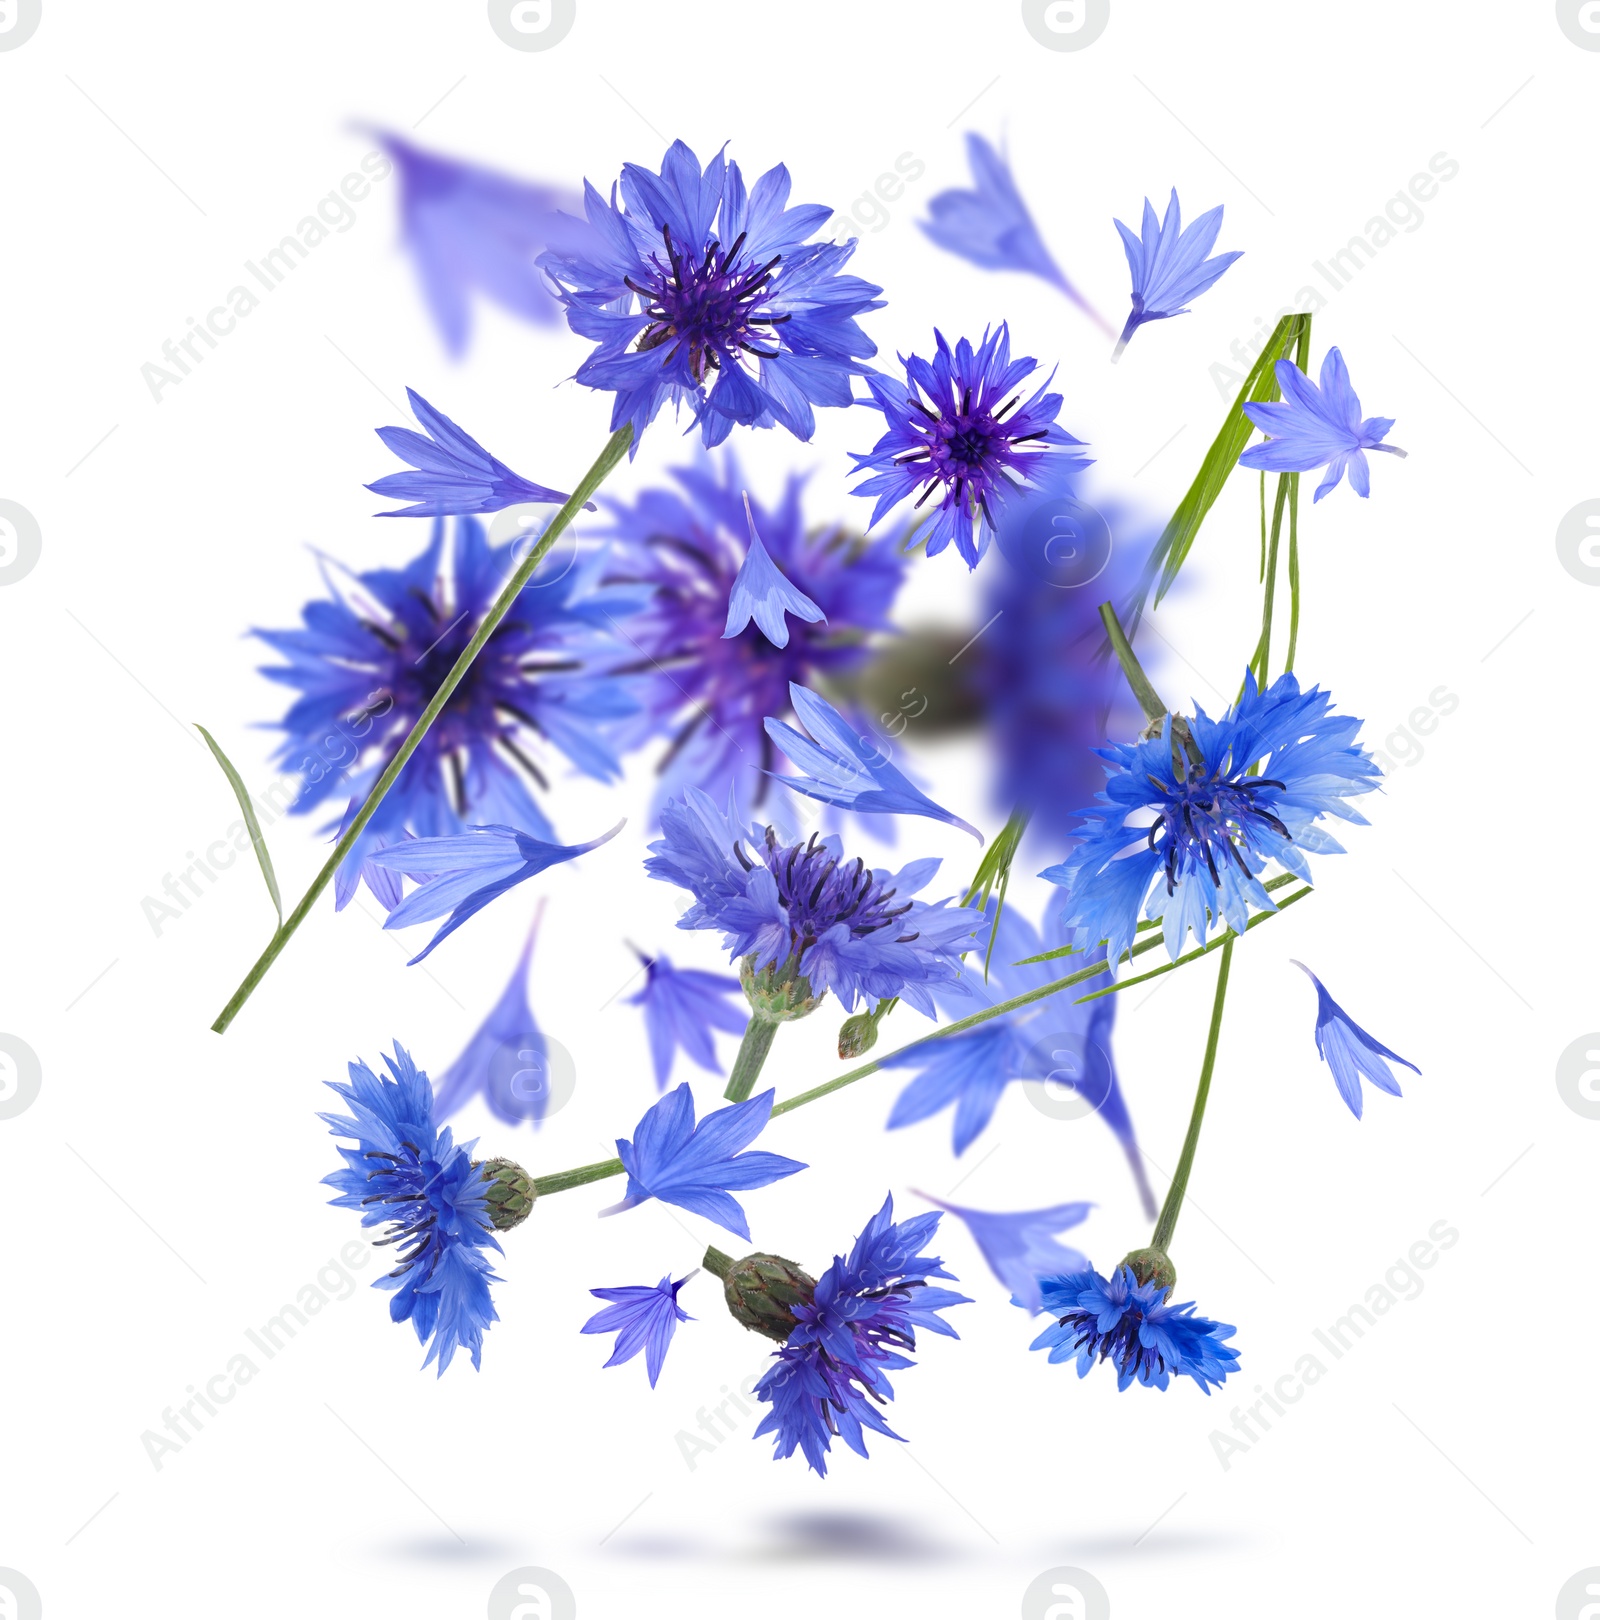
[
  {"x1": 1248, "y1": 473, "x2": 1290, "y2": 693},
  {"x1": 1284, "y1": 471, "x2": 1302, "y2": 673},
  {"x1": 210, "y1": 425, "x2": 635, "y2": 1034},
  {"x1": 1098, "y1": 600, "x2": 1167, "y2": 725},
  {"x1": 531, "y1": 1157, "x2": 625, "y2": 1197},
  {"x1": 723, "y1": 1015, "x2": 780, "y2": 1102},
  {"x1": 1150, "y1": 937, "x2": 1234, "y2": 1254},
  {"x1": 703, "y1": 1246, "x2": 735, "y2": 1280}
]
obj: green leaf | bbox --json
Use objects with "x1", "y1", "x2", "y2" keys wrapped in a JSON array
[
  {"x1": 195, "y1": 725, "x2": 282, "y2": 927},
  {"x1": 962, "y1": 805, "x2": 1031, "y2": 980},
  {"x1": 1130, "y1": 312, "x2": 1310, "y2": 623}
]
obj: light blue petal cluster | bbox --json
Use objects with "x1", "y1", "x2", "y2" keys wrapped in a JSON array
[
  {"x1": 1294, "y1": 961, "x2": 1419, "y2": 1117},
  {"x1": 721, "y1": 495, "x2": 826, "y2": 649},
  {"x1": 626, "y1": 952, "x2": 747, "y2": 1091},
  {"x1": 581, "y1": 1274, "x2": 693, "y2": 1387},
  {"x1": 1113, "y1": 189, "x2": 1241, "y2": 356},
  {"x1": 915, "y1": 1192, "x2": 1093, "y2": 1316}
]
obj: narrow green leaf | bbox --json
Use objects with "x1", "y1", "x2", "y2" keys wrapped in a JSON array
[
  {"x1": 195, "y1": 724, "x2": 282, "y2": 927},
  {"x1": 962, "y1": 805, "x2": 1030, "y2": 980},
  {"x1": 1129, "y1": 312, "x2": 1310, "y2": 624}
]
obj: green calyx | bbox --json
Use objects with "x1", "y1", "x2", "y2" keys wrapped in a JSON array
[
  {"x1": 704, "y1": 1247, "x2": 816, "y2": 1342},
  {"x1": 739, "y1": 955, "x2": 823, "y2": 1023},
  {"x1": 477, "y1": 1157, "x2": 536, "y2": 1232},
  {"x1": 1120, "y1": 1246, "x2": 1176, "y2": 1295}
]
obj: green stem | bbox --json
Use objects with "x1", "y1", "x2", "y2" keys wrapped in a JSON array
[
  {"x1": 1150, "y1": 938, "x2": 1234, "y2": 1254},
  {"x1": 210, "y1": 425, "x2": 635, "y2": 1034},
  {"x1": 1098, "y1": 600, "x2": 1166, "y2": 725},
  {"x1": 531, "y1": 1157, "x2": 627, "y2": 1197},
  {"x1": 1250, "y1": 474, "x2": 1291, "y2": 689},
  {"x1": 1284, "y1": 471, "x2": 1302, "y2": 673},
  {"x1": 703, "y1": 1246, "x2": 735, "y2": 1280},
  {"x1": 723, "y1": 1015, "x2": 780, "y2": 1103}
]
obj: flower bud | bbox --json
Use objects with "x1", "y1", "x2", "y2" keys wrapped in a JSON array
[
  {"x1": 477, "y1": 1156, "x2": 536, "y2": 1231},
  {"x1": 721, "y1": 1251, "x2": 817, "y2": 1342},
  {"x1": 739, "y1": 956, "x2": 823, "y2": 1023},
  {"x1": 1120, "y1": 1246, "x2": 1176, "y2": 1295},
  {"x1": 837, "y1": 1011, "x2": 879, "y2": 1059}
]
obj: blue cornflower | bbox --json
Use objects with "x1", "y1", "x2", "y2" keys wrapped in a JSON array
[
  {"x1": 371, "y1": 131, "x2": 574, "y2": 356},
  {"x1": 646, "y1": 787, "x2": 984, "y2": 1017},
  {"x1": 1030, "y1": 1265, "x2": 1239, "y2": 1392},
  {"x1": 538, "y1": 139, "x2": 883, "y2": 449},
  {"x1": 608, "y1": 1083, "x2": 805, "y2": 1240},
  {"x1": 1293, "y1": 962, "x2": 1419, "y2": 1118},
  {"x1": 626, "y1": 951, "x2": 748, "y2": 1091},
  {"x1": 596, "y1": 455, "x2": 905, "y2": 813},
  {"x1": 581, "y1": 1274, "x2": 694, "y2": 1387},
  {"x1": 850, "y1": 324, "x2": 1089, "y2": 570},
  {"x1": 320, "y1": 1046, "x2": 502, "y2": 1374},
  {"x1": 433, "y1": 915, "x2": 554, "y2": 1125},
  {"x1": 882, "y1": 902, "x2": 1152, "y2": 1212},
  {"x1": 921, "y1": 133, "x2": 1112, "y2": 337},
  {"x1": 914, "y1": 1192, "x2": 1092, "y2": 1316},
  {"x1": 1041, "y1": 671, "x2": 1381, "y2": 968},
  {"x1": 722, "y1": 493, "x2": 826, "y2": 649},
  {"x1": 765, "y1": 682, "x2": 981, "y2": 839},
  {"x1": 255, "y1": 516, "x2": 642, "y2": 907},
  {"x1": 753, "y1": 1194, "x2": 969, "y2": 1474},
  {"x1": 368, "y1": 389, "x2": 583, "y2": 518},
  {"x1": 1112, "y1": 190, "x2": 1242, "y2": 358},
  {"x1": 369, "y1": 821, "x2": 621, "y2": 962},
  {"x1": 1240, "y1": 347, "x2": 1406, "y2": 501}
]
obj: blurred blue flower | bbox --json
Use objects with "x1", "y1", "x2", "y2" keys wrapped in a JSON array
[
  {"x1": 370, "y1": 131, "x2": 575, "y2": 356},
  {"x1": 921, "y1": 133, "x2": 1112, "y2": 336},
  {"x1": 754, "y1": 1194, "x2": 969, "y2": 1474},
  {"x1": 645, "y1": 787, "x2": 983, "y2": 1016},
  {"x1": 596, "y1": 455, "x2": 905, "y2": 814},
  {"x1": 765, "y1": 682, "x2": 981, "y2": 839},
  {"x1": 370, "y1": 820, "x2": 621, "y2": 963},
  {"x1": 1240, "y1": 347, "x2": 1406, "y2": 501},
  {"x1": 368, "y1": 389, "x2": 582, "y2": 518},
  {"x1": 1031, "y1": 1265, "x2": 1239, "y2": 1393},
  {"x1": 1042, "y1": 671, "x2": 1380, "y2": 967},
  {"x1": 538, "y1": 139, "x2": 883, "y2": 449},
  {"x1": 722, "y1": 494, "x2": 826, "y2": 649},
  {"x1": 626, "y1": 951, "x2": 748, "y2": 1091},
  {"x1": 1294, "y1": 961, "x2": 1418, "y2": 1118},
  {"x1": 607, "y1": 1083, "x2": 805, "y2": 1240},
  {"x1": 914, "y1": 1192, "x2": 1092, "y2": 1316},
  {"x1": 850, "y1": 324, "x2": 1089, "y2": 569},
  {"x1": 1112, "y1": 190, "x2": 1241, "y2": 358},
  {"x1": 255, "y1": 516, "x2": 643, "y2": 907},
  {"x1": 581, "y1": 1274, "x2": 694, "y2": 1387},
  {"x1": 882, "y1": 901, "x2": 1152, "y2": 1213},
  {"x1": 320, "y1": 1045, "x2": 501, "y2": 1374}
]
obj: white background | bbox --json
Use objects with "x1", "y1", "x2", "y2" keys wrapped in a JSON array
[{"x1": 0, "y1": 2, "x2": 1592, "y2": 1616}]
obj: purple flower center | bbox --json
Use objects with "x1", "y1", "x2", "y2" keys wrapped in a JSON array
[
  {"x1": 1059, "y1": 1301, "x2": 1170, "y2": 1383},
  {"x1": 626, "y1": 225, "x2": 789, "y2": 385},
  {"x1": 363, "y1": 1142, "x2": 463, "y2": 1281},
  {"x1": 1146, "y1": 770, "x2": 1289, "y2": 894},
  {"x1": 898, "y1": 388, "x2": 1044, "y2": 520},
  {"x1": 739, "y1": 829, "x2": 918, "y2": 953}
]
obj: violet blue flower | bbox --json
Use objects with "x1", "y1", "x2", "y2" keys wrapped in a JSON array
[
  {"x1": 581, "y1": 1274, "x2": 694, "y2": 1386},
  {"x1": 722, "y1": 493, "x2": 826, "y2": 649},
  {"x1": 850, "y1": 324, "x2": 1089, "y2": 569},
  {"x1": 370, "y1": 821, "x2": 622, "y2": 963},
  {"x1": 626, "y1": 951, "x2": 748, "y2": 1091},
  {"x1": 538, "y1": 139, "x2": 883, "y2": 450},
  {"x1": 368, "y1": 388, "x2": 583, "y2": 518},
  {"x1": 765, "y1": 682, "x2": 981, "y2": 839},
  {"x1": 1293, "y1": 962, "x2": 1419, "y2": 1118},
  {"x1": 914, "y1": 1192, "x2": 1092, "y2": 1316},
  {"x1": 608, "y1": 1083, "x2": 806, "y2": 1240},
  {"x1": 1112, "y1": 190, "x2": 1241, "y2": 358},
  {"x1": 1240, "y1": 347, "x2": 1406, "y2": 501}
]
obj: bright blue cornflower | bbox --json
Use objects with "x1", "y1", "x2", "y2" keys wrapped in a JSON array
[
  {"x1": 882, "y1": 902, "x2": 1152, "y2": 1214},
  {"x1": 765, "y1": 682, "x2": 981, "y2": 839},
  {"x1": 369, "y1": 821, "x2": 621, "y2": 963},
  {"x1": 1112, "y1": 190, "x2": 1242, "y2": 358},
  {"x1": 920, "y1": 133, "x2": 1112, "y2": 336},
  {"x1": 370, "y1": 131, "x2": 574, "y2": 356},
  {"x1": 722, "y1": 493, "x2": 826, "y2": 649},
  {"x1": 320, "y1": 1046, "x2": 502, "y2": 1374},
  {"x1": 914, "y1": 1192, "x2": 1092, "y2": 1316},
  {"x1": 1041, "y1": 671, "x2": 1380, "y2": 968},
  {"x1": 626, "y1": 951, "x2": 748, "y2": 1091},
  {"x1": 368, "y1": 389, "x2": 583, "y2": 518},
  {"x1": 608, "y1": 1083, "x2": 804, "y2": 1240},
  {"x1": 538, "y1": 139, "x2": 883, "y2": 449},
  {"x1": 850, "y1": 324, "x2": 1089, "y2": 569},
  {"x1": 255, "y1": 516, "x2": 643, "y2": 907},
  {"x1": 595, "y1": 455, "x2": 905, "y2": 813},
  {"x1": 1031, "y1": 1265, "x2": 1239, "y2": 1392},
  {"x1": 645, "y1": 788, "x2": 983, "y2": 1017},
  {"x1": 1240, "y1": 347, "x2": 1406, "y2": 501},
  {"x1": 581, "y1": 1274, "x2": 694, "y2": 1387},
  {"x1": 753, "y1": 1194, "x2": 969, "y2": 1474},
  {"x1": 1294, "y1": 962, "x2": 1419, "y2": 1118}
]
